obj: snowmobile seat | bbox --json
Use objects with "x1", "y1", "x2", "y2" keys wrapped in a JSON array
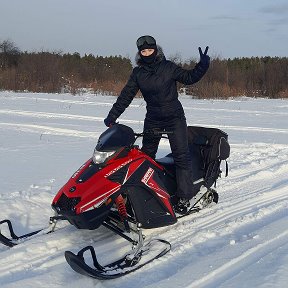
[
  {"x1": 156, "y1": 154, "x2": 176, "y2": 178},
  {"x1": 156, "y1": 153, "x2": 174, "y2": 166}
]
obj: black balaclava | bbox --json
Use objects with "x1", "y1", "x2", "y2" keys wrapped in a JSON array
[{"x1": 138, "y1": 42, "x2": 158, "y2": 65}]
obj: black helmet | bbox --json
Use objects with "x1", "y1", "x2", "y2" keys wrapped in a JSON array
[{"x1": 136, "y1": 35, "x2": 157, "y2": 51}]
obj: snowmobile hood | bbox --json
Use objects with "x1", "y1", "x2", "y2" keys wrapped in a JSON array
[{"x1": 96, "y1": 124, "x2": 135, "y2": 151}]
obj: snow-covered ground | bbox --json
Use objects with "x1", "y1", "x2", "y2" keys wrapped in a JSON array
[{"x1": 0, "y1": 91, "x2": 288, "y2": 288}]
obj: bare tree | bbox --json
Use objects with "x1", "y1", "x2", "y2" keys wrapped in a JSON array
[{"x1": 0, "y1": 39, "x2": 21, "y2": 69}]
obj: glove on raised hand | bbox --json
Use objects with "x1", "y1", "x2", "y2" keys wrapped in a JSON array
[
  {"x1": 198, "y1": 46, "x2": 210, "y2": 67},
  {"x1": 104, "y1": 115, "x2": 116, "y2": 127}
]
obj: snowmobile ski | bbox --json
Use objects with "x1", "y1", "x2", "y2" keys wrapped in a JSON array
[
  {"x1": 0, "y1": 219, "x2": 43, "y2": 247},
  {"x1": 0, "y1": 216, "x2": 65, "y2": 247},
  {"x1": 65, "y1": 238, "x2": 171, "y2": 280}
]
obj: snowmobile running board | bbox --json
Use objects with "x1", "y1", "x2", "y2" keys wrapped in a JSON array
[
  {"x1": 65, "y1": 238, "x2": 171, "y2": 280},
  {"x1": 176, "y1": 188, "x2": 219, "y2": 219},
  {"x1": 0, "y1": 216, "x2": 66, "y2": 247}
]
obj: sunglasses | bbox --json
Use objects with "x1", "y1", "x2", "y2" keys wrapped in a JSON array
[{"x1": 136, "y1": 35, "x2": 156, "y2": 48}]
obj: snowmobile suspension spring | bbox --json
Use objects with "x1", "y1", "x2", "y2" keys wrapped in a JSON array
[{"x1": 115, "y1": 195, "x2": 128, "y2": 219}]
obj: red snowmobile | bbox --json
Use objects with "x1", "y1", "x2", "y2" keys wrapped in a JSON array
[{"x1": 0, "y1": 124, "x2": 230, "y2": 279}]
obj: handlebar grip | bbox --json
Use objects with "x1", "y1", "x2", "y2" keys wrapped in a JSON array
[{"x1": 143, "y1": 129, "x2": 174, "y2": 135}]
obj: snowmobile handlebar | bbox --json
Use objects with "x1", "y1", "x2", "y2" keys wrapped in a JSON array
[{"x1": 134, "y1": 128, "x2": 174, "y2": 139}]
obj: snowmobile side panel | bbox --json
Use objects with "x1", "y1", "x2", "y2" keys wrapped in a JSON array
[
  {"x1": 127, "y1": 186, "x2": 176, "y2": 228},
  {"x1": 123, "y1": 160, "x2": 177, "y2": 229}
]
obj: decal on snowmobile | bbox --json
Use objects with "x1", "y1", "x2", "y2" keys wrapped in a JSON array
[
  {"x1": 72, "y1": 162, "x2": 87, "y2": 179},
  {"x1": 141, "y1": 167, "x2": 154, "y2": 184},
  {"x1": 123, "y1": 158, "x2": 146, "y2": 183},
  {"x1": 79, "y1": 185, "x2": 121, "y2": 213},
  {"x1": 104, "y1": 159, "x2": 133, "y2": 178},
  {"x1": 141, "y1": 167, "x2": 174, "y2": 215}
]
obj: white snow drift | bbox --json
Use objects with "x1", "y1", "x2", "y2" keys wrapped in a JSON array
[{"x1": 0, "y1": 91, "x2": 288, "y2": 288}]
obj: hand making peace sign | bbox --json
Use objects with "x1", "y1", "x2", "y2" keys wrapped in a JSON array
[{"x1": 198, "y1": 46, "x2": 210, "y2": 67}]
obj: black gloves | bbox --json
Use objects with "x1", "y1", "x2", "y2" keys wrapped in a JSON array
[
  {"x1": 198, "y1": 46, "x2": 210, "y2": 67},
  {"x1": 104, "y1": 115, "x2": 116, "y2": 127}
]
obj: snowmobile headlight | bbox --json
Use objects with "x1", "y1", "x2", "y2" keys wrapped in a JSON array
[{"x1": 92, "y1": 149, "x2": 115, "y2": 164}]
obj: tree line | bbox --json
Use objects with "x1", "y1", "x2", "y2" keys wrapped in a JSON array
[
  {"x1": 181, "y1": 56, "x2": 288, "y2": 99},
  {"x1": 0, "y1": 40, "x2": 287, "y2": 98}
]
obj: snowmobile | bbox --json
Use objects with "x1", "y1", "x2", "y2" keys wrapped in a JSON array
[{"x1": 0, "y1": 123, "x2": 230, "y2": 279}]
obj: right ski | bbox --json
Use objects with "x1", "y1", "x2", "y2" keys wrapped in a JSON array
[{"x1": 65, "y1": 238, "x2": 171, "y2": 280}]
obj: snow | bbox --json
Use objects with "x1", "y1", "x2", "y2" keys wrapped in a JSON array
[{"x1": 0, "y1": 91, "x2": 288, "y2": 288}]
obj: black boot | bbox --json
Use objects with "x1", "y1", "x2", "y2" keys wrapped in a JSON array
[{"x1": 174, "y1": 198, "x2": 190, "y2": 215}]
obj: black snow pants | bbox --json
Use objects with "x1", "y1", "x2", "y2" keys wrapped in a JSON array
[{"x1": 141, "y1": 115, "x2": 196, "y2": 200}]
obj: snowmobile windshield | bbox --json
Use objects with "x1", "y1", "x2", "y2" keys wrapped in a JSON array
[{"x1": 96, "y1": 124, "x2": 135, "y2": 152}]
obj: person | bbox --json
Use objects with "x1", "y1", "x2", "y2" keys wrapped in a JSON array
[{"x1": 104, "y1": 35, "x2": 210, "y2": 214}]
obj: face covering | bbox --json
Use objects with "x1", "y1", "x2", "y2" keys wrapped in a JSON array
[{"x1": 140, "y1": 49, "x2": 157, "y2": 64}]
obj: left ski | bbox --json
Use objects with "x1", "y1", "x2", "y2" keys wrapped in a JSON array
[
  {"x1": 65, "y1": 238, "x2": 171, "y2": 280},
  {"x1": 0, "y1": 216, "x2": 65, "y2": 247}
]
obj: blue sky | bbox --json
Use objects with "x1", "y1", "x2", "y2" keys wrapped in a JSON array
[{"x1": 1, "y1": 0, "x2": 287, "y2": 61}]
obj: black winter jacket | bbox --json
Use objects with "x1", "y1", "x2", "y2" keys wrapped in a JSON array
[{"x1": 108, "y1": 46, "x2": 209, "y2": 121}]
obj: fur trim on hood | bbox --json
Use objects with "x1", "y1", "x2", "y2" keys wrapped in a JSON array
[{"x1": 135, "y1": 45, "x2": 165, "y2": 66}]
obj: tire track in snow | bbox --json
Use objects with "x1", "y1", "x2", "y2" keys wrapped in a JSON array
[
  {"x1": 0, "y1": 94, "x2": 142, "y2": 109},
  {"x1": 187, "y1": 228, "x2": 288, "y2": 288},
  {"x1": 136, "y1": 196, "x2": 288, "y2": 287},
  {"x1": 0, "y1": 122, "x2": 99, "y2": 138},
  {"x1": 0, "y1": 226, "x2": 122, "y2": 286},
  {"x1": 0, "y1": 121, "x2": 142, "y2": 138},
  {"x1": 2, "y1": 94, "x2": 288, "y2": 117},
  {"x1": 222, "y1": 144, "x2": 288, "y2": 201},
  {"x1": 1, "y1": 109, "x2": 288, "y2": 136},
  {"x1": 190, "y1": 123, "x2": 288, "y2": 135},
  {"x1": 0, "y1": 233, "x2": 72, "y2": 285},
  {"x1": 0, "y1": 109, "x2": 144, "y2": 124},
  {"x1": 0, "y1": 109, "x2": 104, "y2": 121}
]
